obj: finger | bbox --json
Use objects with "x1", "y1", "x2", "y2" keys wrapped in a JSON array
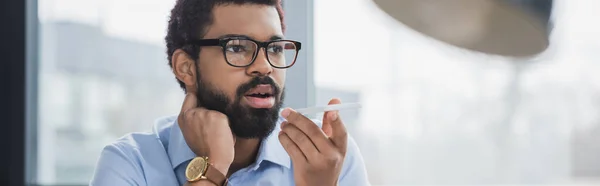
[
  {"x1": 321, "y1": 98, "x2": 341, "y2": 137},
  {"x1": 178, "y1": 93, "x2": 199, "y2": 126},
  {"x1": 278, "y1": 131, "x2": 307, "y2": 164},
  {"x1": 281, "y1": 108, "x2": 332, "y2": 153},
  {"x1": 180, "y1": 93, "x2": 198, "y2": 114},
  {"x1": 281, "y1": 122, "x2": 320, "y2": 159},
  {"x1": 326, "y1": 98, "x2": 348, "y2": 154},
  {"x1": 232, "y1": 131, "x2": 237, "y2": 144}
]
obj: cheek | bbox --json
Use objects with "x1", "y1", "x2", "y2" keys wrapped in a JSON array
[
  {"x1": 198, "y1": 52, "x2": 246, "y2": 100},
  {"x1": 273, "y1": 69, "x2": 286, "y2": 89},
  {"x1": 203, "y1": 70, "x2": 247, "y2": 100}
]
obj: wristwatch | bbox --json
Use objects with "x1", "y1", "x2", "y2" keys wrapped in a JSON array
[{"x1": 185, "y1": 157, "x2": 228, "y2": 186}]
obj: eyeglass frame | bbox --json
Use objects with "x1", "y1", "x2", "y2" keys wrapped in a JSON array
[{"x1": 190, "y1": 36, "x2": 302, "y2": 69}]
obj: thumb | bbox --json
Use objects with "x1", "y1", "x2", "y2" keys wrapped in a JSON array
[
  {"x1": 321, "y1": 98, "x2": 339, "y2": 137},
  {"x1": 180, "y1": 92, "x2": 198, "y2": 114},
  {"x1": 324, "y1": 98, "x2": 347, "y2": 153}
]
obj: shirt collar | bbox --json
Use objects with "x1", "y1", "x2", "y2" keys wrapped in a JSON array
[
  {"x1": 166, "y1": 118, "x2": 197, "y2": 169},
  {"x1": 251, "y1": 116, "x2": 291, "y2": 169},
  {"x1": 167, "y1": 115, "x2": 291, "y2": 170}
]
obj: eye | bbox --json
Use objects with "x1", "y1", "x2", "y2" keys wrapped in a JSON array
[
  {"x1": 267, "y1": 45, "x2": 284, "y2": 53},
  {"x1": 225, "y1": 45, "x2": 246, "y2": 53}
]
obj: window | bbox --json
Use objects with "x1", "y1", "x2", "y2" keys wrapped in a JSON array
[
  {"x1": 35, "y1": 0, "x2": 181, "y2": 184},
  {"x1": 314, "y1": 0, "x2": 600, "y2": 185}
]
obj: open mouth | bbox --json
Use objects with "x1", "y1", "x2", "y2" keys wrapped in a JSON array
[
  {"x1": 243, "y1": 85, "x2": 275, "y2": 108},
  {"x1": 245, "y1": 84, "x2": 274, "y2": 97},
  {"x1": 246, "y1": 92, "x2": 273, "y2": 98}
]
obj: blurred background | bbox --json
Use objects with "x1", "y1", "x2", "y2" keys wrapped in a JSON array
[{"x1": 31, "y1": 0, "x2": 599, "y2": 185}]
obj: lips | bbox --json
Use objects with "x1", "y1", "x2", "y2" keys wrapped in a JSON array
[
  {"x1": 245, "y1": 85, "x2": 274, "y2": 98},
  {"x1": 244, "y1": 84, "x2": 275, "y2": 108}
]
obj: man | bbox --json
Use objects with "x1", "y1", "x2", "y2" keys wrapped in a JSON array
[{"x1": 90, "y1": 0, "x2": 369, "y2": 185}]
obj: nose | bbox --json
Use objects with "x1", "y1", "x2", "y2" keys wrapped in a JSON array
[{"x1": 246, "y1": 48, "x2": 273, "y2": 76}]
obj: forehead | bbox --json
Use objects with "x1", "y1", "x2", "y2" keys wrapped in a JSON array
[{"x1": 204, "y1": 4, "x2": 283, "y2": 41}]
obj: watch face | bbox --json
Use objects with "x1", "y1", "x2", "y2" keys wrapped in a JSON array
[{"x1": 186, "y1": 157, "x2": 208, "y2": 181}]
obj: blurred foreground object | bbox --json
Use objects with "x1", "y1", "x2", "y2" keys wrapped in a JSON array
[{"x1": 373, "y1": 0, "x2": 553, "y2": 57}]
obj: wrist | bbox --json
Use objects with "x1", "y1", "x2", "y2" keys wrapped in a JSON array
[
  {"x1": 185, "y1": 180, "x2": 218, "y2": 186},
  {"x1": 208, "y1": 158, "x2": 231, "y2": 176}
]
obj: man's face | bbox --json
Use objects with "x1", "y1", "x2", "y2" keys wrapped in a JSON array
[{"x1": 194, "y1": 4, "x2": 286, "y2": 139}]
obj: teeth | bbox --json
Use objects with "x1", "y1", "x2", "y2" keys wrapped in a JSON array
[{"x1": 247, "y1": 92, "x2": 272, "y2": 97}]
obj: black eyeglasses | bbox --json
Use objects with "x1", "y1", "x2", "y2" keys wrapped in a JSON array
[{"x1": 192, "y1": 37, "x2": 302, "y2": 69}]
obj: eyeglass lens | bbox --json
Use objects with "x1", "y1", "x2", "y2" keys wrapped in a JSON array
[{"x1": 224, "y1": 39, "x2": 297, "y2": 68}]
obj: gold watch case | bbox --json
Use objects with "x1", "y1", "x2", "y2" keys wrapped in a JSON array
[{"x1": 185, "y1": 157, "x2": 209, "y2": 182}]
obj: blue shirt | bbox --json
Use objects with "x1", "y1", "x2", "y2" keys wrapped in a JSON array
[{"x1": 90, "y1": 115, "x2": 370, "y2": 186}]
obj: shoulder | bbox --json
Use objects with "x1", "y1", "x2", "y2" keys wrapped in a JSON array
[
  {"x1": 98, "y1": 115, "x2": 177, "y2": 165},
  {"x1": 90, "y1": 133, "x2": 155, "y2": 185},
  {"x1": 101, "y1": 131, "x2": 164, "y2": 161},
  {"x1": 103, "y1": 115, "x2": 175, "y2": 159},
  {"x1": 90, "y1": 116, "x2": 178, "y2": 185}
]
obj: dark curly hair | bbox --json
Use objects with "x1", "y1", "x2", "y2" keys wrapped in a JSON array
[{"x1": 165, "y1": 0, "x2": 285, "y2": 91}]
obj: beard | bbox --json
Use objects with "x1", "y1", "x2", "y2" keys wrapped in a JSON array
[{"x1": 195, "y1": 75, "x2": 284, "y2": 139}]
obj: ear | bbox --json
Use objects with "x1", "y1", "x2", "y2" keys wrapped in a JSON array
[{"x1": 172, "y1": 49, "x2": 197, "y2": 91}]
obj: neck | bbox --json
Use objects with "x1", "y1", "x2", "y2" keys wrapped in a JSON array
[{"x1": 227, "y1": 138, "x2": 261, "y2": 176}]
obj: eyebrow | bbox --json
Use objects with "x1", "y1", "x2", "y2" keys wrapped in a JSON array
[{"x1": 217, "y1": 34, "x2": 285, "y2": 41}]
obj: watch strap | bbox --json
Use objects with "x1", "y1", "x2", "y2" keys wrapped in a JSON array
[{"x1": 205, "y1": 163, "x2": 228, "y2": 186}]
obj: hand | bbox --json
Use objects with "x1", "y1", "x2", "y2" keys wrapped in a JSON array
[
  {"x1": 278, "y1": 98, "x2": 348, "y2": 186},
  {"x1": 178, "y1": 93, "x2": 235, "y2": 175}
]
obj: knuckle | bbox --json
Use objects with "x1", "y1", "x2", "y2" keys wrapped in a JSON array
[
  {"x1": 282, "y1": 125, "x2": 295, "y2": 135},
  {"x1": 280, "y1": 139, "x2": 296, "y2": 151},
  {"x1": 206, "y1": 110, "x2": 226, "y2": 119},
  {"x1": 287, "y1": 129, "x2": 305, "y2": 143},
  {"x1": 278, "y1": 132, "x2": 288, "y2": 141},
  {"x1": 286, "y1": 143, "x2": 297, "y2": 151},
  {"x1": 296, "y1": 133, "x2": 308, "y2": 144},
  {"x1": 325, "y1": 154, "x2": 342, "y2": 165},
  {"x1": 308, "y1": 127, "x2": 321, "y2": 137},
  {"x1": 288, "y1": 111, "x2": 306, "y2": 123},
  {"x1": 183, "y1": 110, "x2": 196, "y2": 121},
  {"x1": 340, "y1": 131, "x2": 348, "y2": 139},
  {"x1": 286, "y1": 111, "x2": 299, "y2": 122}
]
